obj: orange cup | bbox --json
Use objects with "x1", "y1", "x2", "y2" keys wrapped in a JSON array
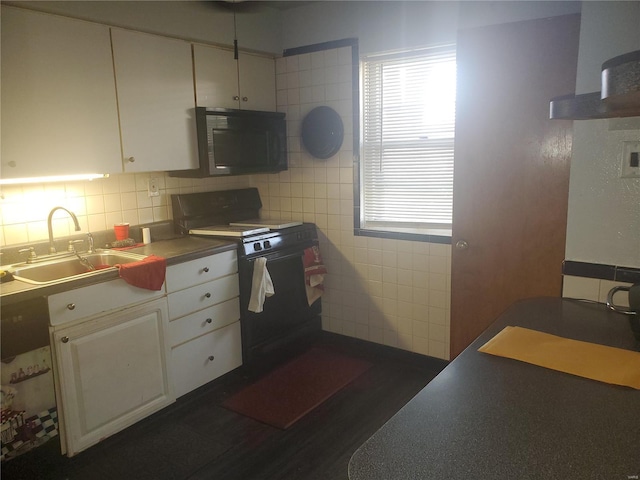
[{"x1": 114, "y1": 223, "x2": 130, "y2": 240}]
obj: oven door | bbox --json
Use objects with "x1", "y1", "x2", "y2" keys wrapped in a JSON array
[{"x1": 238, "y1": 243, "x2": 322, "y2": 363}]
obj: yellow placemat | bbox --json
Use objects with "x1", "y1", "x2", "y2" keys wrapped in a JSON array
[{"x1": 478, "y1": 326, "x2": 640, "y2": 389}]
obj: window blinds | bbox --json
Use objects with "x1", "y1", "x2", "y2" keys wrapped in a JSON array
[{"x1": 361, "y1": 45, "x2": 456, "y2": 227}]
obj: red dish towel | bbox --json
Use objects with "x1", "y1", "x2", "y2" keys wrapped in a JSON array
[
  {"x1": 116, "y1": 255, "x2": 166, "y2": 291},
  {"x1": 303, "y1": 246, "x2": 327, "y2": 305}
]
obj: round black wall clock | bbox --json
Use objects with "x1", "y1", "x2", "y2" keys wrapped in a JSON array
[{"x1": 301, "y1": 106, "x2": 344, "y2": 159}]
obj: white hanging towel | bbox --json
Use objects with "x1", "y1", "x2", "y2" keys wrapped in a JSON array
[{"x1": 248, "y1": 257, "x2": 274, "y2": 313}]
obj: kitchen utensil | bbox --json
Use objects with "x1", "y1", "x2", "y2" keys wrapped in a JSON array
[{"x1": 606, "y1": 283, "x2": 640, "y2": 341}]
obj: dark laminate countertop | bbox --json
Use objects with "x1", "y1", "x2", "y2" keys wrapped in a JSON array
[
  {"x1": 0, "y1": 236, "x2": 236, "y2": 305},
  {"x1": 349, "y1": 297, "x2": 640, "y2": 479}
]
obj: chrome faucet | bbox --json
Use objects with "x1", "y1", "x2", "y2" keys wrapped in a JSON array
[
  {"x1": 86, "y1": 232, "x2": 95, "y2": 254},
  {"x1": 48, "y1": 206, "x2": 81, "y2": 254}
]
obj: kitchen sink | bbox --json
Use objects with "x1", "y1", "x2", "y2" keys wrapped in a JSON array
[{"x1": 10, "y1": 251, "x2": 147, "y2": 285}]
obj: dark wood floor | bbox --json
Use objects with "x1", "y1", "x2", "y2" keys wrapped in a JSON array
[{"x1": 1, "y1": 332, "x2": 447, "y2": 480}]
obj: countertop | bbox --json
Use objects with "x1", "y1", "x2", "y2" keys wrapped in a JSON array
[
  {"x1": 0, "y1": 236, "x2": 236, "y2": 305},
  {"x1": 348, "y1": 297, "x2": 640, "y2": 479}
]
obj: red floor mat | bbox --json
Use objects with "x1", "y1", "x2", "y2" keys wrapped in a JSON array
[{"x1": 222, "y1": 348, "x2": 372, "y2": 429}]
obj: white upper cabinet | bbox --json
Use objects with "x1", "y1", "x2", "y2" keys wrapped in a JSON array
[
  {"x1": 193, "y1": 45, "x2": 240, "y2": 109},
  {"x1": 111, "y1": 28, "x2": 199, "y2": 173},
  {"x1": 0, "y1": 7, "x2": 123, "y2": 178},
  {"x1": 194, "y1": 44, "x2": 276, "y2": 111},
  {"x1": 238, "y1": 53, "x2": 277, "y2": 111}
]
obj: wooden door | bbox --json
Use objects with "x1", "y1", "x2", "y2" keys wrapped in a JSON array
[{"x1": 450, "y1": 15, "x2": 580, "y2": 358}]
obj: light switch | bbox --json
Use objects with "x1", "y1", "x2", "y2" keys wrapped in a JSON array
[
  {"x1": 620, "y1": 141, "x2": 640, "y2": 178},
  {"x1": 148, "y1": 176, "x2": 160, "y2": 197}
]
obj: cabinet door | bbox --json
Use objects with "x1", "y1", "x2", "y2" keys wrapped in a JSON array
[
  {"x1": 193, "y1": 44, "x2": 240, "y2": 109},
  {"x1": 52, "y1": 298, "x2": 173, "y2": 456},
  {"x1": 238, "y1": 53, "x2": 277, "y2": 111},
  {"x1": 0, "y1": 6, "x2": 122, "y2": 178},
  {"x1": 111, "y1": 28, "x2": 198, "y2": 173}
]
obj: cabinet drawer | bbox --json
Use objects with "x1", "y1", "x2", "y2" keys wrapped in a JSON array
[
  {"x1": 167, "y1": 274, "x2": 239, "y2": 320},
  {"x1": 49, "y1": 278, "x2": 164, "y2": 326},
  {"x1": 168, "y1": 298, "x2": 240, "y2": 347},
  {"x1": 171, "y1": 321, "x2": 242, "y2": 398},
  {"x1": 165, "y1": 250, "x2": 237, "y2": 293}
]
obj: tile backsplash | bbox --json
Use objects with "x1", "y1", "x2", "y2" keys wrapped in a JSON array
[
  {"x1": 0, "y1": 173, "x2": 250, "y2": 248},
  {"x1": 562, "y1": 275, "x2": 631, "y2": 307}
]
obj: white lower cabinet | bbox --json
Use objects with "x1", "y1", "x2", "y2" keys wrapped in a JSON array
[
  {"x1": 51, "y1": 297, "x2": 173, "y2": 456},
  {"x1": 166, "y1": 250, "x2": 242, "y2": 398}
]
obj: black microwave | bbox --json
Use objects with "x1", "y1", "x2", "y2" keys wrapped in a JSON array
[{"x1": 170, "y1": 107, "x2": 287, "y2": 178}]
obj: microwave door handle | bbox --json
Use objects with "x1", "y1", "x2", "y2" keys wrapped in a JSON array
[{"x1": 270, "y1": 131, "x2": 281, "y2": 163}]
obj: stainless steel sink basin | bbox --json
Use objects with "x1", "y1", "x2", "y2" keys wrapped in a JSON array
[{"x1": 10, "y1": 251, "x2": 147, "y2": 285}]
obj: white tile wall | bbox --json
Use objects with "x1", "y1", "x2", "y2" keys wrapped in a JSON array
[
  {"x1": 563, "y1": 275, "x2": 631, "y2": 307},
  {"x1": 255, "y1": 47, "x2": 452, "y2": 360},
  {"x1": 0, "y1": 46, "x2": 452, "y2": 360}
]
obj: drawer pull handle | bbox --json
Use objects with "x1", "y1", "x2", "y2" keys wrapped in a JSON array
[
  {"x1": 205, "y1": 292, "x2": 211, "y2": 298},
  {"x1": 67, "y1": 303, "x2": 76, "y2": 310},
  {"x1": 61, "y1": 336, "x2": 69, "y2": 343},
  {"x1": 206, "y1": 318, "x2": 213, "y2": 324},
  {"x1": 203, "y1": 267, "x2": 210, "y2": 273},
  {"x1": 208, "y1": 355, "x2": 215, "y2": 362}
]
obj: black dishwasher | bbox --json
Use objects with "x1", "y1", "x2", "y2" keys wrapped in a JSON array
[{"x1": 1, "y1": 297, "x2": 58, "y2": 461}]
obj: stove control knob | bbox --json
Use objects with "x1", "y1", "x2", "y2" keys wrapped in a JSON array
[
  {"x1": 264, "y1": 240, "x2": 271, "y2": 249},
  {"x1": 253, "y1": 242, "x2": 262, "y2": 251}
]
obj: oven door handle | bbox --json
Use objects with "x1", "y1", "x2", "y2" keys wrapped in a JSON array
[{"x1": 246, "y1": 242, "x2": 317, "y2": 263}]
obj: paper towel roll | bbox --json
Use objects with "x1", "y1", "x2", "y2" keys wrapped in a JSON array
[{"x1": 142, "y1": 227, "x2": 151, "y2": 244}]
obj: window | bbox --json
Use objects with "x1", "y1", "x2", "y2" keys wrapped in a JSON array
[{"x1": 360, "y1": 45, "x2": 456, "y2": 236}]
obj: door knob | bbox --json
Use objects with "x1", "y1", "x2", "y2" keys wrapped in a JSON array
[
  {"x1": 455, "y1": 240, "x2": 469, "y2": 250},
  {"x1": 61, "y1": 336, "x2": 69, "y2": 343}
]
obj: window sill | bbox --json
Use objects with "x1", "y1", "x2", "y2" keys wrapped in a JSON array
[{"x1": 355, "y1": 226, "x2": 451, "y2": 244}]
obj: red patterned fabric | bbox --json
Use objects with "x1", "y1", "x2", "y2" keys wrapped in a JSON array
[
  {"x1": 303, "y1": 246, "x2": 327, "y2": 305},
  {"x1": 116, "y1": 255, "x2": 166, "y2": 291},
  {"x1": 303, "y1": 246, "x2": 327, "y2": 287}
]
